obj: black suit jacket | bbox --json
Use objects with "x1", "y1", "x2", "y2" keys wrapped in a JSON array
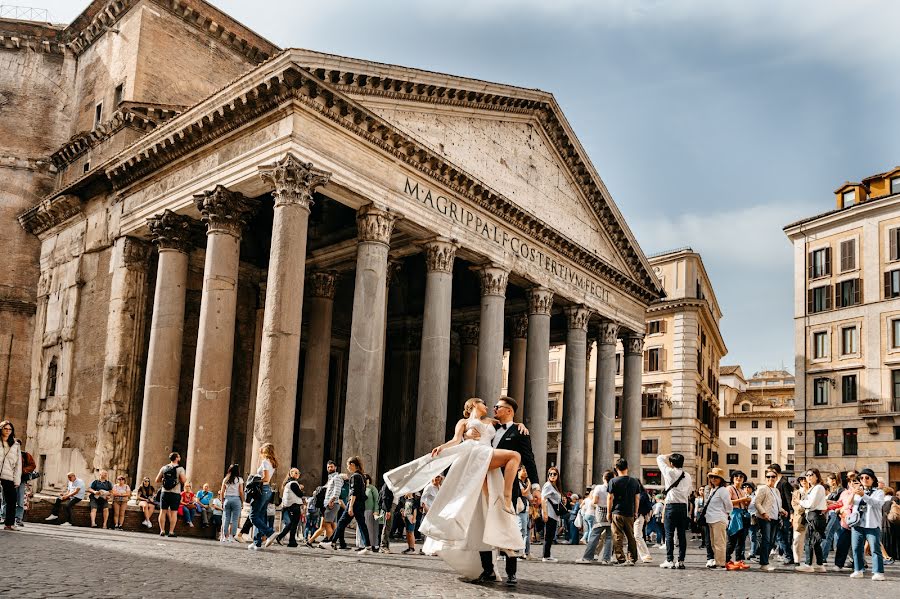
[{"x1": 492, "y1": 422, "x2": 540, "y2": 505}]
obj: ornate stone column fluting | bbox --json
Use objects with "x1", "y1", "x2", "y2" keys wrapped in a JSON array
[
  {"x1": 297, "y1": 270, "x2": 337, "y2": 490},
  {"x1": 474, "y1": 265, "x2": 509, "y2": 407},
  {"x1": 414, "y1": 238, "x2": 458, "y2": 457},
  {"x1": 621, "y1": 332, "x2": 645, "y2": 469},
  {"x1": 507, "y1": 314, "x2": 528, "y2": 415},
  {"x1": 561, "y1": 305, "x2": 590, "y2": 494},
  {"x1": 458, "y1": 323, "x2": 479, "y2": 407},
  {"x1": 252, "y1": 155, "x2": 330, "y2": 464},
  {"x1": 136, "y1": 211, "x2": 193, "y2": 480},
  {"x1": 342, "y1": 205, "x2": 396, "y2": 475},
  {"x1": 186, "y1": 186, "x2": 257, "y2": 486},
  {"x1": 593, "y1": 320, "x2": 619, "y2": 481},
  {"x1": 523, "y1": 287, "x2": 553, "y2": 479},
  {"x1": 94, "y1": 236, "x2": 152, "y2": 479}
]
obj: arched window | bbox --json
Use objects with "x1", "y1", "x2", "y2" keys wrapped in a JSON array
[{"x1": 740, "y1": 402, "x2": 751, "y2": 413}]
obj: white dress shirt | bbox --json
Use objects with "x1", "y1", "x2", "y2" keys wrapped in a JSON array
[
  {"x1": 656, "y1": 454, "x2": 692, "y2": 505},
  {"x1": 492, "y1": 422, "x2": 512, "y2": 448}
]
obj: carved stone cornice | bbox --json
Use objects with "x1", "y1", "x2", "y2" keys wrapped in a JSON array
[
  {"x1": 623, "y1": 333, "x2": 645, "y2": 356},
  {"x1": 18, "y1": 194, "x2": 83, "y2": 236},
  {"x1": 512, "y1": 314, "x2": 529, "y2": 339},
  {"x1": 193, "y1": 185, "x2": 257, "y2": 238},
  {"x1": 527, "y1": 287, "x2": 554, "y2": 316},
  {"x1": 565, "y1": 306, "x2": 591, "y2": 331},
  {"x1": 121, "y1": 237, "x2": 152, "y2": 269},
  {"x1": 309, "y1": 270, "x2": 337, "y2": 300},
  {"x1": 422, "y1": 238, "x2": 458, "y2": 274},
  {"x1": 357, "y1": 205, "x2": 397, "y2": 245},
  {"x1": 474, "y1": 265, "x2": 508, "y2": 298},
  {"x1": 597, "y1": 321, "x2": 620, "y2": 346},
  {"x1": 148, "y1": 209, "x2": 194, "y2": 254},
  {"x1": 259, "y1": 154, "x2": 331, "y2": 210},
  {"x1": 458, "y1": 323, "x2": 480, "y2": 346}
]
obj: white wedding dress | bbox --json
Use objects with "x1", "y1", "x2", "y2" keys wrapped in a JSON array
[{"x1": 383, "y1": 417, "x2": 525, "y2": 578}]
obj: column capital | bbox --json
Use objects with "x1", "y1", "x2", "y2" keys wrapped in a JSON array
[
  {"x1": 459, "y1": 323, "x2": 480, "y2": 346},
  {"x1": 259, "y1": 154, "x2": 331, "y2": 210},
  {"x1": 193, "y1": 185, "x2": 257, "y2": 238},
  {"x1": 512, "y1": 313, "x2": 529, "y2": 339},
  {"x1": 597, "y1": 320, "x2": 620, "y2": 346},
  {"x1": 527, "y1": 286, "x2": 554, "y2": 316},
  {"x1": 473, "y1": 264, "x2": 509, "y2": 297},
  {"x1": 309, "y1": 270, "x2": 338, "y2": 300},
  {"x1": 623, "y1": 332, "x2": 645, "y2": 355},
  {"x1": 564, "y1": 305, "x2": 591, "y2": 331},
  {"x1": 357, "y1": 205, "x2": 397, "y2": 245},
  {"x1": 422, "y1": 237, "x2": 458, "y2": 274},
  {"x1": 148, "y1": 209, "x2": 194, "y2": 254}
]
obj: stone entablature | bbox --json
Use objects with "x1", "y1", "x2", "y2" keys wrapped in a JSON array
[{"x1": 18, "y1": 195, "x2": 83, "y2": 237}]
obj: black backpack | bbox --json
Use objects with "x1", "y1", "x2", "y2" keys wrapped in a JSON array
[
  {"x1": 161, "y1": 464, "x2": 179, "y2": 491},
  {"x1": 313, "y1": 485, "x2": 327, "y2": 510},
  {"x1": 639, "y1": 487, "x2": 653, "y2": 517}
]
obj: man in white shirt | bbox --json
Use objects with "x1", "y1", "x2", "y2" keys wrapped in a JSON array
[
  {"x1": 420, "y1": 475, "x2": 443, "y2": 514},
  {"x1": 657, "y1": 453, "x2": 693, "y2": 569},
  {"x1": 45, "y1": 472, "x2": 85, "y2": 526}
]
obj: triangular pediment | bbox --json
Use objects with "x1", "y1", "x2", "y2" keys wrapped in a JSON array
[{"x1": 360, "y1": 104, "x2": 628, "y2": 273}]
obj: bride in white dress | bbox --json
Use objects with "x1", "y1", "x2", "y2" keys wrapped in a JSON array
[{"x1": 383, "y1": 397, "x2": 525, "y2": 579}]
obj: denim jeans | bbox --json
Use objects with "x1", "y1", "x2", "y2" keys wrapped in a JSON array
[
  {"x1": 833, "y1": 526, "x2": 852, "y2": 568},
  {"x1": 757, "y1": 519, "x2": 775, "y2": 566},
  {"x1": 776, "y1": 514, "x2": 794, "y2": 562},
  {"x1": 749, "y1": 521, "x2": 759, "y2": 558},
  {"x1": 330, "y1": 503, "x2": 369, "y2": 548},
  {"x1": 582, "y1": 523, "x2": 613, "y2": 561},
  {"x1": 250, "y1": 485, "x2": 274, "y2": 546},
  {"x1": 851, "y1": 526, "x2": 884, "y2": 574},
  {"x1": 581, "y1": 514, "x2": 595, "y2": 543},
  {"x1": 222, "y1": 496, "x2": 241, "y2": 538},
  {"x1": 821, "y1": 510, "x2": 840, "y2": 562},
  {"x1": 518, "y1": 511, "x2": 531, "y2": 555}
]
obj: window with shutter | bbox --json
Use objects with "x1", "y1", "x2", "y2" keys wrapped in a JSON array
[
  {"x1": 891, "y1": 228, "x2": 900, "y2": 262},
  {"x1": 886, "y1": 269, "x2": 900, "y2": 299},
  {"x1": 809, "y1": 248, "x2": 830, "y2": 279},
  {"x1": 840, "y1": 239, "x2": 856, "y2": 272},
  {"x1": 835, "y1": 279, "x2": 861, "y2": 308}
]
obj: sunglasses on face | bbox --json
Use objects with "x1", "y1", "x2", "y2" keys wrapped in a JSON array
[
  {"x1": 765, "y1": 475, "x2": 776, "y2": 479},
  {"x1": 549, "y1": 473, "x2": 558, "y2": 477},
  {"x1": 860, "y1": 475, "x2": 872, "y2": 480}
]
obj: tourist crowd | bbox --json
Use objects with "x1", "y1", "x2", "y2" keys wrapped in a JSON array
[{"x1": 3, "y1": 416, "x2": 900, "y2": 581}]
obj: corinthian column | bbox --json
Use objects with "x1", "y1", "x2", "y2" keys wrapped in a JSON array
[
  {"x1": 298, "y1": 271, "x2": 337, "y2": 490},
  {"x1": 186, "y1": 186, "x2": 257, "y2": 486},
  {"x1": 524, "y1": 287, "x2": 553, "y2": 479},
  {"x1": 621, "y1": 332, "x2": 645, "y2": 469},
  {"x1": 414, "y1": 238, "x2": 457, "y2": 457},
  {"x1": 561, "y1": 305, "x2": 590, "y2": 494},
  {"x1": 94, "y1": 236, "x2": 151, "y2": 479},
  {"x1": 252, "y1": 155, "x2": 330, "y2": 464},
  {"x1": 136, "y1": 211, "x2": 193, "y2": 480},
  {"x1": 507, "y1": 314, "x2": 528, "y2": 415},
  {"x1": 593, "y1": 320, "x2": 619, "y2": 481},
  {"x1": 342, "y1": 205, "x2": 396, "y2": 475},
  {"x1": 474, "y1": 265, "x2": 508, "y2": 407},
  {"x1": 458, "y1": 323, "x2": 479, "y2": 407}
]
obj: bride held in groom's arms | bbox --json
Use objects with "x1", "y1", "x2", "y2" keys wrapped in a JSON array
[{"x1": 383, "y1": 397, "x2": 530, "y2": 580}]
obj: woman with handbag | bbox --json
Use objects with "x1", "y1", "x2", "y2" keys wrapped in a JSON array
[
  {"x1": 541, "y1": 467, "x2": 562, "y2": 562},
  {"x1": 848, "y1": 468, "x2": 888, "y2": 580},
  {"x1": 725, "y1": 471, "x2": 751, "y2": 570},
  {"x1": 702, "y1": 468, "x2": 732, "y2": 569},
  {"x1": 247, "y1": 443, "x2": 278, "y2": 550},
  {"x1": 796, "y1": 468, "x2": 827, "y2": 572}
]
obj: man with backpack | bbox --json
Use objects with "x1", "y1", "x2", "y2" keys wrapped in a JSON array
[
  {"x1": 155, "y1": 452, "x2": 186, "y2": 537},
  {"x1": 657, "y1": 452, "x2": 693, "y2": 569}
]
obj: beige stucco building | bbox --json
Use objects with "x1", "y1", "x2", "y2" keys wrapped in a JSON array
[
  {"x1": 1, "y1": 1, "x2": 665, "y2": 495},
  {"x1": 784, "y1": 167, "x2": 900, "y2": 490},
  {"x1": 718, "y1": 367, "x2": 796, "y2": 481},
  {"x1": 504, "y1": 247, "x2": 726, "y2": 489}
]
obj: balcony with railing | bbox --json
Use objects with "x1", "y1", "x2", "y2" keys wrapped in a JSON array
[{"x1": 858, "y1": 397, "x2": 900, "y2": 416}]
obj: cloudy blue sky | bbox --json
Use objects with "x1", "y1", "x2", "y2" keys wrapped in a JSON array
[{"x1": 42, "y1": 1, "x2": 900, "y2": 374}]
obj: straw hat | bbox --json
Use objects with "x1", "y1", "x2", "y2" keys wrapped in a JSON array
[{"x1": 707, "y1": 467, "x2": 727, "y2": 481}]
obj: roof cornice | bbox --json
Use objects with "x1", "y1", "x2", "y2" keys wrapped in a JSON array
[
  {"x1": 96, "y1": 54, "x2": 659, "y2": 304},
  {"x1": 18, "y1": 194, "x2": 83, "y2": 236}
]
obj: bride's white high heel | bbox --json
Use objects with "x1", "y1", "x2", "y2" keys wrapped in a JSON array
[{"x1": 495, "y1": 496, "x2": 516, "y2": 516}]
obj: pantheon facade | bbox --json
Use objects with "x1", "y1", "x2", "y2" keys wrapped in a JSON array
[{"x1": 2, "y1": 0, "x2": 662, "y2": 493}]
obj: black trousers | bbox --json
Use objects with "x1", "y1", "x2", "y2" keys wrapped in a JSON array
[
  {"x1": 1, "y1": 480, "x2": 17, "y2": 527},
  {"x1": 51, "y1": 496, "x2": 82, "y2": 524},
  {"x1": 479, "y1": 551, "x2": 517, "y2": 578},
  {"x1": 543, "y1": 518, "x2": 558, "y2": 558},
  {"x1": 664, "y1": 503, "x2": 689, "y2": 563},
  {"x1": 330, "y1": 504, "x2": 369, "y2": 548},
  {"x1": 276, "y1": 504, "x2": 303, "y2": 546}
]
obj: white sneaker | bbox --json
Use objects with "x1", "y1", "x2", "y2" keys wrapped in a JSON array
[
  {"x1": 318, "y1": 541, "x2": 334, "y2": 550},
  {"x1": 849, "y1": 570, "x2": 864, "y2": 579},
  {"x1": 356, "y1": 547, "x2": 370, "y2": 555},
  {"x1": 542, "y1": 557, "x2": 558, "y2": 562},
  {"x1": 660, "y1": 560, "x2": 675, "y2": 569},
  {"x1": 575, "y1": 557, "x2": 594, "y2": 564},
  {"x1": 60, "y1": 522, "x2": 72, "y2": 527},
  {"x1": 761, "y1": 564, "x2": 777, "y2": 571},
  {"x1": 220, "y1": 537, "x2": 229, "y2": 544},
  {"x1": 795, "y1": 564, "x2": 813, "y2": 572},
  {"x1": 872, "y1": 573, "x2": 886, "y2": 581},
  {"x1": 142, "y1": 520, "x2": 151, "y2": 528},
  {"x1": 248, "y1": 543, "x2": 259, "y2": 551},
  {"x1": 813, "y1": 565, "x2": 826, "y2": 573},
  {"x1": 45, "y1": 514, "x2": 58, "y2": 521},
  {"x1": 706, "y1": 559, "x2": 716, "y2": 568}
]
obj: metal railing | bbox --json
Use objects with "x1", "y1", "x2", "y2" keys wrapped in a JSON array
[
  {"x1": 0, "y1": 5, "x2": 50, "y2": 21},
  {"x1": 858, "y1": 397, "x2": 900, "y2": 416}
]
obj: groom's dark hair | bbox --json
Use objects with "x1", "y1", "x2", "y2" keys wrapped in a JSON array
[{"x1": 498, "y1": 396, "x2": 518, "y2": 414}]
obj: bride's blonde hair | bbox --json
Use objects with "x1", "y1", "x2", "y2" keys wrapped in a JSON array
[{"x1": 463, "y1": 397, "x2": 484, "y2": 418}]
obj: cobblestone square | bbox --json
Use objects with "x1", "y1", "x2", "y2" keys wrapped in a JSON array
[{"x1": 4, "y1": 524, "x2": 898, "y2": 598}]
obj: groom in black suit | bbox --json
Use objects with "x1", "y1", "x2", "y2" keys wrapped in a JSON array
[{"x1": 469, "y1": 395, "x2": 540, "y2": 586}]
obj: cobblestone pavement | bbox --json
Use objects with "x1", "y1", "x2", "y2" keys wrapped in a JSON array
[{"x1": 3, "y1": 524, "x2": 898, "y2": 598}]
